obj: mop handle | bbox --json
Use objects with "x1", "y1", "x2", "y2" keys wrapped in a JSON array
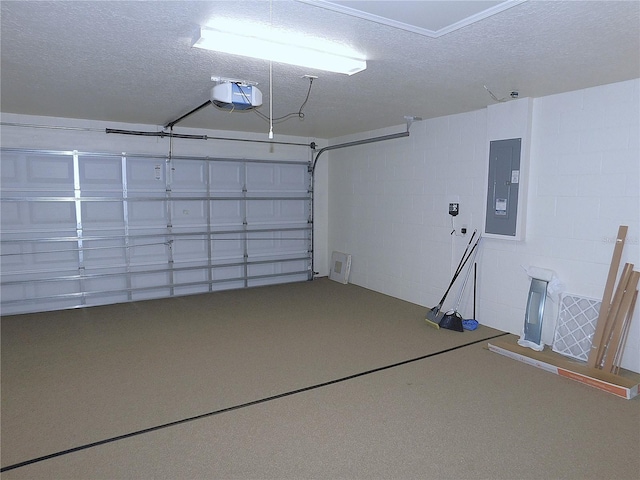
[
  {"x1": 436, "y1": 234, "x2": 481, "y2": 306},
  {"x1": 473, "y1": 263, "x2": 477, "y2": 319},
  {"x1": 450, "y1": 237, "x2": 481, "y2": 310},
  {"x1": 453, "y1": 230, "x2": 476, "y2": 278}
]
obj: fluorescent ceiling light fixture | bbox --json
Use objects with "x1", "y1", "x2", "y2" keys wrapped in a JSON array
[{"x1": 193, "y1": 21, "x2": 366, "y2": 75}]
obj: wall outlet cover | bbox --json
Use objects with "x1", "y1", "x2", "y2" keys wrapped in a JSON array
[{"x1": 329, "y1": 251, "x2": 351, "y2": 284}]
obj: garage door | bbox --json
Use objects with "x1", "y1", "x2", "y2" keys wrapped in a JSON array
[{"x1": 0, "y1": 148, "x2": 312, "y2": 314}]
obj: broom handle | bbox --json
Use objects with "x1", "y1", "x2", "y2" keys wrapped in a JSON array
[
  {"x1": 436, "y1": 235, "x2": 481, "y2": 307},
  {"x1": 453, "y1": 230, "x2": 476, "y2": 278},
  {"x1": 451, "y1": 239, "x2": 481, "y2": 311},
  {"x1": 474, "y1": 263, "x2": 477, "y2": 319}
]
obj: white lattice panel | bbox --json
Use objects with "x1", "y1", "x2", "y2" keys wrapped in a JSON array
[{"x1": 552, "y1": 294, "x2": 601, "y2": 361}]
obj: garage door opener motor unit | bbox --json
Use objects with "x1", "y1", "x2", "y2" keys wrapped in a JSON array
[{"x1": 211, "y1": 82, "x2": 263, "y2": 111}]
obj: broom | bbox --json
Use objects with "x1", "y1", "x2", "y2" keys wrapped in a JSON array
[
  {"x1": 425, "y1": 231, "x2": 478, "y2": 328},
  {"x1": 439, "y1": 237, "x2": 481, "y2": 332}
]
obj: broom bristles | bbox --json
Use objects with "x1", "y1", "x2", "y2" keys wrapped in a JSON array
[{"x1": 425, "y1": 317, "x2": 440, "y2": 329}]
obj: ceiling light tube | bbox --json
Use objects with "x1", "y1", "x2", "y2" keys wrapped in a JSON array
[{"x1": 193, "y1": 26, "x2": 366, "y2": 75}]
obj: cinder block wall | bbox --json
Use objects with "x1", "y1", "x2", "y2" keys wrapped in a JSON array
[{"x1": 328, "y1": 79, "x2": 640, "y2": 372}]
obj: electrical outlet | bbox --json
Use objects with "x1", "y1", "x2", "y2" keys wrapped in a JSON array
[{"x1": 449, "y1": 203, "x2": 459, "y2": 216}]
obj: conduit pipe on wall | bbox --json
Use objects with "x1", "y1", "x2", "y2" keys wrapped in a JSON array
[
  {"x1": 309, "y1": 117, "x2": 421, "y2": 277},
  {"x1": 310, "y1": 131, "x2": 409, "y2": 174},
  {"x1": 311, "y1": 115, "x2": 420, "y2": 173}
]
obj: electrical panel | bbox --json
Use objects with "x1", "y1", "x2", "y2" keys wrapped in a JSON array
[{"x1": 484, "y1": 138, "x2": 521, "y2": 237}]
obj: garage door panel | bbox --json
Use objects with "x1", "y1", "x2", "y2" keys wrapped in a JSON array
[
  {"x1": 127, "y1": 158, "x2": 166, "y2": 194},
  {"x1": 1, "y1": 284, "x2": 29, "y2": 305},
  {"x1": 251, "y1": 258, "x2": 308, "y2": 276},
  {"x1": 174, "y1": 284, "x2": 210, "y2": 296},
  {"x1": 34, "y1": 278, "x2": 81, "y2": 298},
  {"x1": 1, "y1": 153, "x2": 19, "y2": 183},
  {"x1": 132, "y1": 288, "x2": 171, "y2": 302},
  {"x1": 83, "y1": 239, "x2": 127, "y2": 268},
  {"x1": 210, "y1": 200, "x2": 243, "y2": 226},
  {"x1": 0, "y1": 154, "x2": 24, "y2": 199},
  {"x1": 31, "y1": 241, "x2": 78, "y2": 269},
  {"x1": 82, "y1": 201, "x2": 125, "y2": 231},
  {"x1": 2, "y1": 152, "x2": 73, "y2": 196},
  {"x1": 174, "y1": 268, "x2": 208, "y2": 282},
  {"x1": 210, "y1": 162, "x2": 243, "y2": 192},
  {"x1": 85, "y1": 293, "x2": 130, "y2": 308},
  {"x1": 1, "y1": 148, "x2": 311, "y2": 314},
  {"x1": 171, "y1": 200, "x2": 207, "y2": 229},
  {"x1": 279, "y1": 164, "x2": 308, "y2": 190},
  {"x1": 1, "y1": 296, "x2": 80, "y2": 315},
  {"x1": 172, "y1": 160, "x2": 207, "y2": 193},
  {"x1": 1, "y1": 201, "x2": 23, "y2": 228},
  {"x1": 83, "y1": 275, "x2": 128, "y2": 292},
  {"x1": 128, "y1": 201, "x2": 166, "y2": 229},
  {"x1": 246, "y1": 199, "x2": 308, "y2": 224},
  {"x1": 246, "y1": 164, "x2": 275, "y2": 189},
  {"x1": 211, "y1": 279, "x2": 245, "y2": 292},
  {"x1": 211, "y1": 234, "x2": 244, "y2": 260},
  {"x1": 29, "y1": 201, "x2": 75, "y2": 227},
  {"x1": 247, "y1": 231, "x2": 308, "y2": 257},
  {"x1": 128, "y1": 237, "x2": 168, "y2": 265},
  {"x1": 1, "y1": 242, "x2": 77, "y2": 276},
  {"x1": 79, "y1": 156, "x2": 122, "y2": 193},
  {"x1": 247, "y1": 200, "x2": 276, "y2": 221},
  {"x1": 26, "y1": 155, "x2": 74, "y2": 193},
  {"x1": 280, "y1": 199, "x2": 309, "y2": 221},
  {"x1": 246, "y1": 163, "x2": 308, "y2": 192},
  {"x1": 212, "y1": 265, "x2": 243, "y2": 281},
  {"x1": 172, "y1": 237, "x2": 208, "y2": 263},
  {"x1": 0, "y1": 242, "x2": 25, "y2": 271},
  {"x1": 248, "y1": 273, "x2": 308, "y2": 288},
  {"x1": 131, "y1": 271, "x2": 170, "y2": 289}
]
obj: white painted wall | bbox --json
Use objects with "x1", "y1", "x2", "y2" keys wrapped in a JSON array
[{"x1": 327, "y1": 79, "x2": 640, "y2": 373}]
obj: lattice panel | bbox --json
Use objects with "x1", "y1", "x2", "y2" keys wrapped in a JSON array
[{"x1": 552, "y1": 294, "x2": 601, "y2": 361}]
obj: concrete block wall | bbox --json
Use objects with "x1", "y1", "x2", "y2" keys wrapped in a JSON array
[{"x1": 327, "y1": 79, "x2": 640, "y2": 372}]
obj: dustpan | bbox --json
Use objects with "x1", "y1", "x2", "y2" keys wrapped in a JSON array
[
  {"x1": 425, "y1": 232, "x2": 478, "y2": 328},
  {"x1": 439, "y1": 238, "x2": 481, "y2": 332},
  {"x1": 439, "y1": 310, "x2": 464, "y2": 332}
]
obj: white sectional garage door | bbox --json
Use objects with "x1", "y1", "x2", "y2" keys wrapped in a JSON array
[{"x1": 1, "y1": 148, "x2": 312, "y2": 314}]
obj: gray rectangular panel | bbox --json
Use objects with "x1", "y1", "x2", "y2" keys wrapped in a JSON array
[{"x1": 485, "y1": 138, "x2": 521, "y2": 237}]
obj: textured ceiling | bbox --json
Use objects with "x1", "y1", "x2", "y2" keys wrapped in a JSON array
[
  {"x1": 1, "y1": 1, "x2": 639, "y2": 139},
  {"x1": 300, "y1": 0, "x2": 518, "y2": 36}
]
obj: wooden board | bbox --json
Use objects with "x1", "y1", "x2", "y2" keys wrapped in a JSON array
[
  {"x1": 587, "y1": 225, "x2": 628, "y2": 368},
  {"x1": 603, "y1": 271, "x2": 639, "y2": 373},
  {"x1": 594, "y1": 263, "x2": 633, "y2": 368},
  {"x1": 613, "y1": 289, "x2": 638, "y2": 375}
]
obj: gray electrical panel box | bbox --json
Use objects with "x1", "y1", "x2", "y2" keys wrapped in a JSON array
[{"x1": 485, "y1": 138, "x2": 521, "y2": 237}]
